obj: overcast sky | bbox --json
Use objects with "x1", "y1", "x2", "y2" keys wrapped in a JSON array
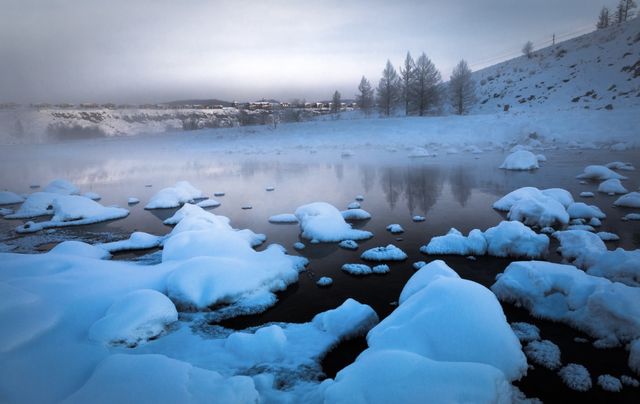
[{"x1": 0, "y1": 0, "x2": 611, "y2": 103}]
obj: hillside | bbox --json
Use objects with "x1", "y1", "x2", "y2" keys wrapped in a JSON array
[{"x1": 472, "y1": 17, "x2": 640, "y2": 113}]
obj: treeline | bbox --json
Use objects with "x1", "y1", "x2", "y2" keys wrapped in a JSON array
[
  {"x1": 353, "y1": 52, "x2": 476, "y2": 117},
  {"x1": 596, "y1": 0, "x2": 637, "y2": 29}
]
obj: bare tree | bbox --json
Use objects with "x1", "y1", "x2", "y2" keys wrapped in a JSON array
[
  {"x1": 597, "y1": 6, "x2": 610, "y2": 29},
  {"x1": 449, "y1": 59, "x2": 476, "y2": 115},
  {"x1": 522, "y1": 41, "x2": 534, "y2": 58},
  {"x1": 376, "y1": 60, "x2": 401, "y2": 116},
  {"x1": 356, "y1": 76, "x2": 374, "y2": 115},
  {"x1": 331, "y1": 90, "x2": 341, "y2": 114},
  {"x1": 618, "y1": 0, "x2": 637, "y2": 22},
  {"x1": 411, "y1": 53, "x2": 442, "y2": 116},
  {"x1": 399, "y1": 52, "x2": 416, "y2": 115}
]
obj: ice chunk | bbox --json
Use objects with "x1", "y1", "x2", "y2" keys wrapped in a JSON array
[
  {"x1": 0, "y1": 191, "x2": 24, "y2": 205},
  {"x1": 15, "y1": 195, "x2": 129, "y2": 233},
  {"x1": 597, "y1": 374, "x2": 623, "y2": 392},
  {"x1": 421, "y1": 228, "x2": 487, "y2": 255},
  {"x1": 341, "y1": 263, "x2": 373, "y2": 275},
  {"x1": 360, "y1": 244, "x2": 407, "y2": 261},
  {"x1": 196, "y1": 199, "x2": 221, "y2": 208},
  {"x1": 598, "y1": 179, "x2": 628, "y2": 194},
  {"x1": 89, "y1": 290, "x2": 178, "y2": 346},
  {"x1": 268, "y1": 213, "x2": 298, "y2": 223},
  {"x1": 42, "y1": 179, "x2": 80, "y2": 195},
  {"x1": 341, "y1": 208, "x2": 371, "y2": 221},
  {"x1": 339, "y1": 240, "x2": 358, "y2": 250},
  {"x1": 294, "y1": 202, "x2": 372, "y2": 243},
  {"x1": 614, "y1": 192, "x2": 640, "y2": 208},
  {"x1": 145, "y1": 181, "x2": 203, "y2": 209},
  {"x1": 317, "y1": 277, "x2": 333, "y2": 287},
  {"x1": 558, "y1": 364, "x2": 592, "y2": 391},
  {"x1": 577, "y1": 165, "x2": 627, "y2": 181},
  {"x1": 524, "y1": 340, "x2": 561, "y2": 370},
  {"x1": 499, "y1": 150, "x2": 539, "y2": 170},
  {"x1": 386, "y1": 224, "x2": 404, "y2": 234},
  {"x1": 483, "y1": 221, "x2": 549, "y2": 258}
]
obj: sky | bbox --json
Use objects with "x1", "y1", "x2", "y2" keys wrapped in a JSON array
[{"x1": 0, "y1": 0, "x2": 612, "y2": 104}]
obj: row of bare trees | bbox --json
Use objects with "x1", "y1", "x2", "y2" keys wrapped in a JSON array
[
  {"x1": 597, "y1": 0, "x2": 637, "y2": 29},
  {"x1": 355, "y1": 52, "x2": 476, "y2": 117}
]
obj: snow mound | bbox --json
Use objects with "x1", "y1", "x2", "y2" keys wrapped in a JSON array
[
  {"x1": 614, "y1": 192, "x2": 640, "y2": 208},
  {"x1": 412, "y1": 215, "x2": 425, "y2": 222},
  {"x1": 312, "y1": 298, "x2": 379, "y2": 340},
  {"x1": 293, "y1": 242, "x2": 305, "y2": 250},
  {"x1": 567, "y1": 202, "x2": 606, "y2": 220},
  {"x1": 598, "y1": 179, "x2": 628, "y2": 194},
  {"x1": 196, "y1": 199, "x2": 221, "y2": 208},
  {"x1": 408, "y1": 146, "x2": 436, "y2": 158},
  {"x1": 97, "y1": 232, "x2": 163, "y2": 253},
  {"x1": 386, "y1": 224, "x2": 404, "y2": 234},
  {"x1": 225, "y1": 325, "x2": 287, "y2": 362},
  {"x1": 5, "y1": 192, "x2": 59, "y2": 218},
  {"x1": 317, "y1": 277, "x2": 333, "y2": 287},
  {"x1": 16, "y1": 195, "x2": 129, "y2": 233},
  {"x1": 493, "y1": 187, "x2": 573, "y2": 227},
  {"x1": 623, "y1": 213, "x2": 640, "y2": 221},
  {"x1": 89, "y1": 290, "x2": 178, "y2": 346},
  {"x1": 42, "y1": 179, "x2": 80, "y2": 195},
  {"x1": 339, "y1": 240, "x2": 358, "y2": 250},
  {"x1": 511, "y1": 322, "x2": 540, "y2": 343},
  {"x1": 347, "y1": 201, "x2": 361, "y2": 209},
  {"x1": 268, "y1": 213, "x2": 298, "y2": 224},
  {"x1": 341, "y1": 208, "x2": 371, "y2": 221},
  {"x1": 484, "y1": 221, "x2": 549, "y2": 258},
  {"x1": 499, "y1": 150, "x2": 539, "y2": 170},
  {"x1": 341, "y1": 264, "x2": 373, "y2": 276},
  {"x1": 398, "y1": 260, "x2": 460, "y2": 305},
  {"x1": 49, "y1": 241, "x2": 111, "y2": 260},
  {"x1": 597, "y1": 231, "x2": 620, "y2": 241},
  {"x1": 372, "y1": 264, "x2": 390, "y2": 274},
  {"x1": 65, "y1": 354, "x2": 259, "y2": 403},
  {"x1": 83, "y1": 192, "x2": 101, "y2": 201},
  {"x1": 524, "y1": 340, "x2": 561, "y2": 370},
  {"x1": 421, "y1": 228, "x2": 487, "y2": 255},
  {"x1": 360, "y1": 244, "x2": 407, "y2": 261},
  {"x1": 577, "y1": 165, "x2": 627, "y2": 181},
  {"x1": 580, "y1": 191, "x2": 595, "y2": 198},
  {"x1": 597, "y1": 374, "x2": 623, "y2": 392},
  {"x1": 605, "y1": 161, "x2": 635, "y2": 171},
  {"x1": 0, "y1": 191, "x2": 24, "y2": 205},
  {"x1": 294, "y1": 202, "x2": 373, "y2": 243},
  {"x1": 145, "y1": 181, "x2": 204, "y2": 209},
  {"x1": 492, "y1": 261, "x2": 640, "y2": 350},
  {"x1": 558, "y1": 363, "x2": 592, "y2": 392}
]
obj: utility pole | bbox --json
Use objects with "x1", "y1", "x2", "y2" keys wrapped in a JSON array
[{"x1": 552, "y1": 34, "x2": 555, "y2": 45}]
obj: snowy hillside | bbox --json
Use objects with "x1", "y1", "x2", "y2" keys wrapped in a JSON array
[{"x1": 472, "y1": 17, "x2": 640, "y2": 113}]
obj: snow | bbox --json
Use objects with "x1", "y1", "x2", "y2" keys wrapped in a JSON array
[
  {"x1": 511, "y1": 322, "x2": 541, "y2": 343},
  {"x1": 597, "y1": 178, "x2": 628, "y2": 194},
  {"x1": 316, "y1": 277, "x2": 333, "y2": 287},
  {"x1": 576, "y1": 165, "x2": 627, "y2": 181},
  {"x1": 606, "y1": 161, "x2": 635, "y2": 171},
  {"x1": 355, "y1": 195, "x2": 364, "y2": 201},
  {"x1": 524, "y1": 340, "x2": 561, "y2": 370},
  {"x1": 294, "y1": 202, "x2": 372, "y2": 243},
  {"x1": 341, "y1": 263, "x2": 374, "y2": 276},
  {"x1": 412, "y1": 215, "x2": 425, "y2": 222},
  {"x1": 340, "y1": 208, "x2": 371, "y2": 221},
  {"x1": 5, "y1": 192, "x2": 59, "y2": 218},
  {"x1": 597, "y1": 374, "x2": 623, "y2": 392},
  {"x1": 360, "y1": 244, "x2": 407, "y2": 261},
  {"x1": 64, "y1": 354, "x2": 259, "y2": 404},
  {"x1": 567, "y1": 202, "x2": 606, "y2": 220},
  {"x1": 566, "y1": 224, "x2": 595, "y2": 232},
  {"x1": 614, "y1": 192, "x2": 640, "y2": 208},
  {"x1": 268, "y1": 213, "x2": 298, "y2": 223},
  {"x1": 312, "y1": 298, "x2": 379, "y2": 340},
  {"x1": 83, "y1": 191, "x2": 101, "y2": 200},
  {"x1": 213, "y1": 191, "x2": 225, "y2": 197},
  {"x1": 580, "y1": 191, "x2": 595, "y2": 198},
  {"x1": 97, "y1": 232, "x2": 163, "y2": 253},
  {"x1": 421, "y1": 228, "x2": 487, "y2": 255},
  {"x1": 484, "y1": 221, "x2": 549, "y2": 258},
  {"x1": 623, "y1": 213, "x2": 640, "y2": 221},
  {"x1": 145, "y1": 181, "x2": 204, "y2": 209},
  {"x1": 0, "y1": 190, "x2": 24, "y2": 205},
  {"x1": 346, "y1": 201, "x2": 361, "y2": 209},
  {"x1": 42, "y1": 179, "x2": 80, "y2": 195},
  {"x1": 293, "y1": 242, "x2": 305, "y2": 250},
  {"x1": 127, "y1": 197, "x2": 140, "y2": 204},
  {"x1": 412, "y1": 261, "x2": 426, "y2": 270},
  {"x1": 597, "y1": 231, "x2": 620, "y2": 241},
  {"x1": 338, "y1": 240, "x2": 358, "y2": 250},
  {"x1": 89, "y1": 289, "x2": 178, "y2": 346},
  {"x1": 398, "y1": 260, "x2": 460, "y2": 304},
  {"x1": 195, "y1": 199, "x2": 221, "y2": 208},
  {"x1": 492, "y1": 261, "x2": 640, "y2": 352},
  {"x1": 372, "y1": 264, "x2": 390, "y2": 274},
  {"x1": 265, "y1": 186, "x2": 275, "y2": 191},
  {"x1": 493, "y1": 187, "x2": 573, "y2": 227},
  {"x1": 621, "y1": 375, "x2": 640, "y2": 387},
  {"x1": 16, "y1": 195, "x2": 129, "y2": 233},
  {"x1": 589, "y1": 217, "x2": 602, "y2": 226},
  {"x1": 499, "y1": 150, "x2": 539, "y2": 170},
  {"x1": 386, "y1": 224, "x2": 404, "y2": 234},
  {"x1": 558, "y1": 364, "x2": 592, "y2": 392},
  {"x1": 50, "y1": 240, "x2": 112, "y2": 260}
]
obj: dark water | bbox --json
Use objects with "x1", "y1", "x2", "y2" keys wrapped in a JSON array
[{"x1": 0, "y1": 142, "x2": 639, "y2": 403}]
